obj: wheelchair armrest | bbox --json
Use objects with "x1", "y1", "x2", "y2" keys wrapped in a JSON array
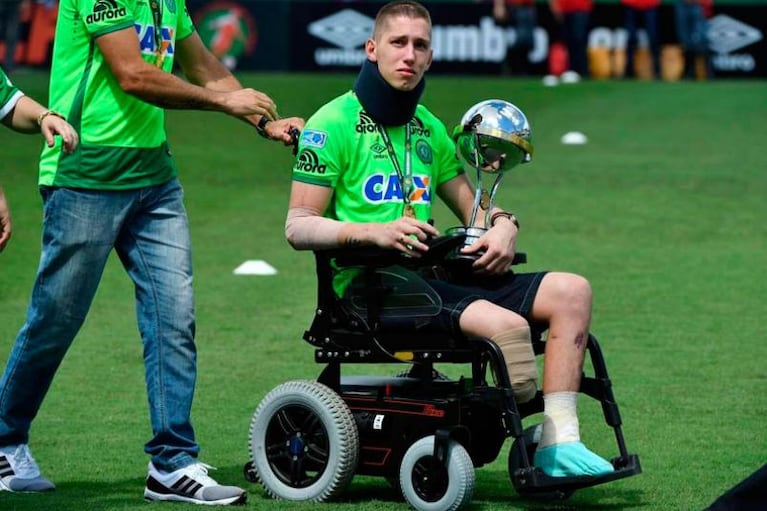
[
  {"x1": 322, "y1": 232, "x2": 525, "y2": 269},
  {"x1": 322, "y1": 232, "x2": 467, "y2": 269},
  {"x1": 322, "y1": 247, "x2": 405, "y2": 269}
]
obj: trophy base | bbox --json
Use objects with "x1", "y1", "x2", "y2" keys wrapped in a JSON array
[
  {"x1": 446, "y1": 226, "x2": 487, "y2": 254},
  {"x1": 444, "y1": 226, "x2": 487, "y2": 262},
  {"x1": 440, "y1": 226, "x2": 527, "y2": 274}
]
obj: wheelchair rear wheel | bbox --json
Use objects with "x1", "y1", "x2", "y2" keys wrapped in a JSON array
[
  {"x1": 248, "y1": 380, "x2": 359, "y2": 501},
  {"x1": 399, "y1": 435, "x2": 475, "y2": 511}
]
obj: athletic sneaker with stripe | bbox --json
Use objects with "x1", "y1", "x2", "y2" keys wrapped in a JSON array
[
  {"x1": 144, "y1": 461, "x2": 246, "y2": 505},
  {"x1": 0, "y1": 444, "x2": 56, "y2": 492}
]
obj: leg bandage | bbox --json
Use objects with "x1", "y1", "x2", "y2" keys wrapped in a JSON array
[
  {"x1": 491, "y1": 326, "x2": 538, "y2": 404},
  {"x1": 534, "y1": 391, "x2": 614, "y2": 477},
  {"x1": 539, "y1": 391, "x2": 580, "y2": 448}
]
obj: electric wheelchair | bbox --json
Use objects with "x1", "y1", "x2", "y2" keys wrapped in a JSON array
[{"x1": 243, "y1": 232, "x2": 641, "y2": 510}]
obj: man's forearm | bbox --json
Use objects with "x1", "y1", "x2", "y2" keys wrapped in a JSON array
[
  {"x1": 120, "y1": 64, "x2": 228, "y2": 111},
  {"x1": 286, "y1": 207, "x2": 345, "y2": 250}
]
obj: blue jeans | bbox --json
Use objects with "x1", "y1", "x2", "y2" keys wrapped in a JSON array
[{"x1": 0, "y1": 179, "x2": 199, "y2": 471}]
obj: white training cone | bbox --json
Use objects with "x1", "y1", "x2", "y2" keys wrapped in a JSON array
[
  {"x1": 233, "y1": 260, "x2": 278, "y2": 276},
  {"x1": 542, "y1": 74, "x2": 559, "y2": 87},
  {"x1": 561, "y1": 131, "x2": 588, "y2": 145}
]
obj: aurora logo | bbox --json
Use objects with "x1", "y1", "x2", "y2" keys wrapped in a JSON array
[{"x1": 86, "y1": 0, "x2": 127, "y2": 24}]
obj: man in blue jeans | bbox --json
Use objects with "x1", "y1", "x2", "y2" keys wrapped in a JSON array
[{"x1": 0, "y1": 0, "x2": 303, "y2": 505}]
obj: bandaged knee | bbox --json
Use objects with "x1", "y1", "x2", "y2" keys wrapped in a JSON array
[{"x1": 491, "y1": 326, "x2": 538, "y2": 403}]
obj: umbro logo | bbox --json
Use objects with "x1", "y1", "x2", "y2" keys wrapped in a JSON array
[
  {"x1": 707, "y1": 15, "x2": 763, "y2": 55},
  {"x1": 308, "y1": 9, "x2": 374, "y2": 49},
  {"x1": 370, "y1": 142, "x2": 386, "y2": 154}
]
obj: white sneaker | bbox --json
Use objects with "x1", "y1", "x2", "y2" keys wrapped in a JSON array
[
  {"x1": 0, "y1": 444, "x2": 56, "y2": 492},
  {"x1": 144, "y1": 461, "x2": 246, "y2": 505}
]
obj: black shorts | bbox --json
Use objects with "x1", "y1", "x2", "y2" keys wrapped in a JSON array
[{"x1": 344, "y1": 265, "x2": 548, "y2": 339}]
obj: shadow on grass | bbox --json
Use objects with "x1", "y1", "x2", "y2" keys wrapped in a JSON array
[
  {"x1": 471, "y1": 470, "x2": 647, "y2": 511},
  {"x1": 0, "y1": 476, "x2": 148, "y2": 511},
  {"x1": 314, "y1": 471, "x2": 647, "y2": 510},
  {"x1": 1, "y1": 465, "x2": 255, "y2": 511},
  {"x1": 486, "y1": 488, "x2": 648, "y2": 511}
]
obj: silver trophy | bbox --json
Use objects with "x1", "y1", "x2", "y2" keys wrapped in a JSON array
[{"x1": 447, "y1": 99, "x2": 534, "y2": 260}]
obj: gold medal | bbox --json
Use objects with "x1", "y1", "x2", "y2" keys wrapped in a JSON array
[
  {"x1": 403, "y1": 204, "x2": 416, "y2": 218},
  {"x1": 480, "y1": 189, "x2": 491, "y2": 210},
  {"x1": 155, "y1": 49, "x2": 165, "y2": 69}
]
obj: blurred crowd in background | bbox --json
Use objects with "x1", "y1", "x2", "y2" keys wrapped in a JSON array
[
  {"x1": 489, "y1": 0, "x2": 713, "y2": 81},
  {"x1": 0, "y1": 0, "x2": 731, "y2": 81}
]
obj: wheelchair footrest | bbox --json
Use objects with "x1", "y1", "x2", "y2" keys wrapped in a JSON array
[{"x1": 512, "y1": 453, "x2": 641, "y2": 496}]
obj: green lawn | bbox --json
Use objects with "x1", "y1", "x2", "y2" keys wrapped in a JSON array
[{"x1": 1, "y1": 72, "x2": 766, "y2": 510}]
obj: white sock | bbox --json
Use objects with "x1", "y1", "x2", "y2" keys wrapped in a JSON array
[{"x1": 538, "y1": 391, "x2": 580, "y2": 449}]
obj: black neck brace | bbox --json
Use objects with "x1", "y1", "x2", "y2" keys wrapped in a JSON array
[{"x1": 353, "y1": 59, "x2": 425, "y2": 127}]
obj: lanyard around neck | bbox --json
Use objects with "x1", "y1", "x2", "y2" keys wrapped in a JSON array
[
  {"x1": 377, "y1": 123, "x2": 413, "y2": 206},
  {"x1": 150, "y1": 0, "x2": 164, "y2": 67}
]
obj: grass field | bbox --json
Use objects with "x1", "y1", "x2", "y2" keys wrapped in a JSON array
[{"x1": 1, "y1": 72, "x2": 766, "y2": 511}]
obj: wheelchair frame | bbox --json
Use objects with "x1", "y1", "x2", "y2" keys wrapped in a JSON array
[{"x1": 244, "y1": 234, "x2": 641, "y2": 509}]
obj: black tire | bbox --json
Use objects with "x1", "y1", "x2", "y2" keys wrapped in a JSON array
[
  {"x1": 399, "y1": 435, "x2": 475, "y2": 511},
  {"x1": 243, "y1": 460, "x2": 258, "y2": 483},
  {"x1": 249, "y1": 380, "x2": 359, "y2": 501}
]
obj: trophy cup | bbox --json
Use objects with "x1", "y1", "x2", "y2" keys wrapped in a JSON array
[{"x1": 446, "y1": 99, "x2": 534, "y2": 263}]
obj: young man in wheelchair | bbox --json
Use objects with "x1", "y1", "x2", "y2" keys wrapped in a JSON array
[{"x1": 285, "y1": 0, "x2": 613, "y2": 479}]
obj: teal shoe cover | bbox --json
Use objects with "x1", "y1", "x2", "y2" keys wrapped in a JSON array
[{"x1": 534, "y1": 441, "x2": 615, "y2": 478}]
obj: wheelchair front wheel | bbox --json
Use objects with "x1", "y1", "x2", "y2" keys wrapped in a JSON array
[
  {"x1": 248, "y1": 379, "x2": 359, "y2": 502},
  {"x1": 399, "y1": 435, "x2": 475, "y2": 511}
]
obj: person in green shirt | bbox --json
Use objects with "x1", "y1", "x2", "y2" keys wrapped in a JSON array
[
  {"x1": 286, "y1": 0, "x2": 613, "y2": 480},
  {"x1": 0, "y1": 64, "x2": 78, "y2": 252},
  {"x1": 0, "y1": 1, "x2": 303, "y2": 505}
]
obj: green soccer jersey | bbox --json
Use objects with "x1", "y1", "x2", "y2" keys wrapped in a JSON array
[
  {"x1": 292, "y1": 90, "x2": 463, "y2": 224},
  {"x1": 39, "y1": 0, "x2": 195, "y2": 189},
  {"x1": 292, "y1": 91, "x2": 464, "y2": 295},
  {"x1": 0, "y1": 67, "x2": 23, "y2": 122}
]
